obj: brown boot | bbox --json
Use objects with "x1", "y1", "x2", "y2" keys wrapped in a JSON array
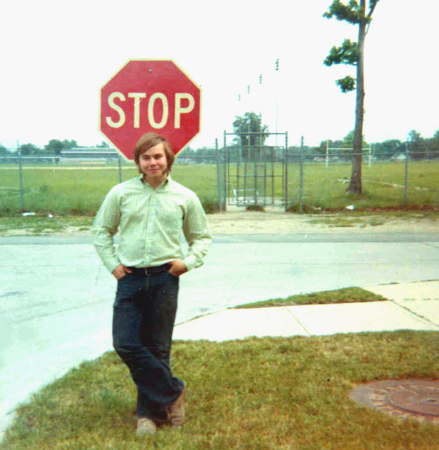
[
  {"x1": 167, "y1": 382, "x2": 186, "y2": 427},
  {"x1": 136, "y1": 418, "x2": 157, "y2": 436}
]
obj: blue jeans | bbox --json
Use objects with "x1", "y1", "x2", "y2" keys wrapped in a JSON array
[{"x1": 112, "y1": 267, "x2": 184, "y2": 421}]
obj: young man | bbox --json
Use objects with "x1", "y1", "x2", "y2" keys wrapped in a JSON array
[{"x1": 92, "y1": 132, "x2": 211, "y2": 435}]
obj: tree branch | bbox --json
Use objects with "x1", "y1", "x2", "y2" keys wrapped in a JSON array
[
  {"x1": 367, "y1": 0, "x2": 379, "y2": 20},
  {"x1": 365, "y1": 0, "x2": 379, "y2": 35}
]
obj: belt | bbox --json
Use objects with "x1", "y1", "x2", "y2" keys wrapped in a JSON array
[{"x1": 128, "y1": 263, "x2": 170, "y2": 275}]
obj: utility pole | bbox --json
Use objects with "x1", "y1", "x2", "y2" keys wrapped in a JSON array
[
  {"x1": 275, "y1": 59, "x2": 279, "y2": 147},
  {"x1": 18, "y1": 140, "x2": 24, "y2": 211}
]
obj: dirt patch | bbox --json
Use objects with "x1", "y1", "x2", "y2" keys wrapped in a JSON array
[
  {"x1": 1, "y1": 210, "x2": 438, "y2": 237},
  {"x1": 207, "y1": 211, "x2": 439, "y2": 235}
]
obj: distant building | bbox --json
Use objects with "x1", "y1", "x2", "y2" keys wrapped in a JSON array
[
  {"x1": 391, "y1": 153, "x2": 407, "y2": 161},
  {"x1": 61, "y1": 148, "x2": 119, "y2": 159}
]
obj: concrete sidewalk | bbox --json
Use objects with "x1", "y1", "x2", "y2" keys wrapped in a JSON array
[{"x1": 173, "y1": 281, "x2": 439, "y2": 341}]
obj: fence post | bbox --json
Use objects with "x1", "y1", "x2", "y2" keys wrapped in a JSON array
[
  {"x1": 284, "y1": 132, "x2": 288, "y2": 212},
  {"x1": 118, "y1": 155, "x2": 123, "y2": 184},
  {"x1": 223, "y1": 131, "x2": 227, "y2": 210},
  {"x1": 18, "y1": 141, "x2": 24, "y2": 211},
  {"x1": 404, "y1": 142, "x2": 409, "y2": 205},
  {"x1": 215, "y1": 138, "x2": 222, "y2": 212},
  {"x1": 326, "y1": 140, "x2": 329, "y2": 169},
  {"x1": 300, "y1": 136, "x2": 304, "y2": 213}
]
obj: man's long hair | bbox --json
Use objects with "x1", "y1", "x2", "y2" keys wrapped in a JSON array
[{"x1": 133, "y1": 133, "x2": 175, "y2": 173}]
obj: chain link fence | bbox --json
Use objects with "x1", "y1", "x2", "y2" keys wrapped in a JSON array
[
  {"x1": 0, "y1": 150, "x2": 219, "y2": 214},
  {"x1": 1, "y1": 145, "x2": 438, "y2": 214},
  {"x1": 286, "y1": 146, "x2": 439, "y2": 212}
]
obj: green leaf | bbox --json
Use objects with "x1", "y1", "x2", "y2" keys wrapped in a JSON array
[
  {"x1": 336, "y1": 76, "x2": 356, "y2": 93},
  {"x1": 323, "y1": 0, "x2": 360, "y2": 24},
  {"x1": 324, "y1": 39, "x2": 358, "y2": 66}
]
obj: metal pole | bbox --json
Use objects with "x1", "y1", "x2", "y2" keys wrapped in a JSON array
[
  {"x1": 223, "y1": 131, "x2": 227, "y2": 208},
  {"x1": 369, "y1": 144, "x2": 372, "y2": 169},
  {"x1": 300, "y1": 136, "x2": 304, "y2": 213},
  {"x1": 215, "y1": 138, "x2": 221, "y2": 211},
  {"x1": 271, "y1": 147, "x2": 275, "y2": 204},
  {"x1": 237, "y1": 142, "x2": 241, "y2": 205},
  {"x1": 254, "y1": 145, "x2": 257, "y2": 205},
  {"x1": 284, "y1": 132, "x2": 288, "y2": 211},
  {"x1": 275, "y1": 59, "x2": 279, "y2": 147},
  {"x1": 404, "y1": 141, "x2": 409, "y2": 205},
  {"x1": 326, "y1": 140, "x2": 329, "y2": 169},
  {"x1": 118, "y1": 155, "x2": 123, "y2": 183},
  {"x1": 18, "y1": 140, "x2": 24, "y2": 211},
  {"x1": 243, "y1": 140, "x2": 248, "y2": 206},
  {"x1": 263, "y1": 145, "x2": 267, "y2": 206},
  {"x1": 259, "y1": 74, "x2": 263, "y2": 124}
]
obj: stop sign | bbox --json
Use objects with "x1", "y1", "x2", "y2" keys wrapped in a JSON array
[{"x1": 100, "y1": 60, "x2": 201, "y2": 159}]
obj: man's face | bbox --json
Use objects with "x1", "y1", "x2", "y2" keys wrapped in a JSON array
[{"x1": 137, "y1": 143, "x2": 168, "y2": 186}]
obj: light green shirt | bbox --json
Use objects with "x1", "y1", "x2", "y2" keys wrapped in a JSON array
[{"x1": 92, "y1": 175, "x2": 211, "y2": 274}]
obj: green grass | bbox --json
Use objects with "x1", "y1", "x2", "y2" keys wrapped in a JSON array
[
  {"x1": 306, "y1": 210, "x2": 439, "y2": 228},
  {"x1": 234, "y1": 287, "x2": 386, "y2": 309},
  {"x1": 307, "y1": 216, "x2": 387, "y2": 228},
  {"x1": 0, "y1": 214, "x2": 94, "y2": 235},
  {"x1": 1, "y1": 160, "x2": 438, "y2": 214},
  {"x1": 287, "y1": 161, "x2": 439, "y2": 211},
  {"x1": 3, "y1": 332, "x2": 439, "y2": 449},
  {"x1": 0, "y1": 165, "x2": 219, "y2": 214}
]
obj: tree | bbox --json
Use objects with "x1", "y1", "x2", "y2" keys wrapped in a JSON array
[
  {"x1": 20, "y1": 143, "x2": 41, "y2": 155},
  {"x1": 373, "y1": 139, "x2": 403, "y2": 160},
  {"x1": 44, "y1": 139, "x2": 79, "y2": 155},
  {"x1": 323, "y1": 0, "x2": 380, "y2": 194},
  {"x1": 62, "y1": 139, "x2": 78, "y2": 150},
  {"x1": 0, "y1": 144, "x2": 7, "y2": 155},
  {"x1": 96, "y1": 141, "x2": 110, "y2": 148},
  {"x1": 342, "y1": 130, "x2": 368, "y2": 148},
  {"x1": 44, "y1": 139, "x2": 64, "y2": 155},
  {"x1": 233, "y1": 112, "x2": 269, "y2": 159},
  {"x1": 429, "y1": 130, "x2": 439, "y2": 159},
  {"x1": 233, "y1": 112, "x2": 269, "y2": 146},
  {"x1": 408, "y1": 130, "x2": 426, "y2": 160}
]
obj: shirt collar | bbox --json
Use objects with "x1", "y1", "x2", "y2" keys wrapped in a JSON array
[{"x1": 139, "y1": 174, "x2": 171, "y2": 190}]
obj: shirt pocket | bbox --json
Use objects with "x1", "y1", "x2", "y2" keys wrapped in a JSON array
[{"x1": 156, "y1": 200, "x2": 184, "y2": 236}]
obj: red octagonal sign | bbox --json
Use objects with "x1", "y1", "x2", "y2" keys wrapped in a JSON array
[{"x1": 100, "y1": 60, "x2": 201, "y2": 159}]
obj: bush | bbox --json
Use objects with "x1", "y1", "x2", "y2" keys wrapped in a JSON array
[{"x1": 200, "y1": 197, "x2": 219, "y2": 214}]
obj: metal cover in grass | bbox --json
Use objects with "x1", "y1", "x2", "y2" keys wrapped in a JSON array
[{"x1": 350, "y1": 379, "x2": 439, "y2": 424}]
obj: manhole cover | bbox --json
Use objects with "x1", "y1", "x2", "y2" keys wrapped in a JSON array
[{"x1": 350, "y1": 379, "x2": 439, "y2": 424}]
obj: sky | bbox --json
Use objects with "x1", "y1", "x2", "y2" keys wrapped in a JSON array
[{"x1": 1, "y1": 0, "x2": 438, "y2": 152}]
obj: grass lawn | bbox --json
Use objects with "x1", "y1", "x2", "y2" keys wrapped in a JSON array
[
  {"x1": 234, "y1": 287, "x2": 387, "y2": 309},
  {"x1": 0, "y1": 164, "x2": 219, "y2": 214},
  {"x1": 287, "y1": 161, "x2": 439, "y2": 211},
  {"x1": 1, "y1": 160, "x2": 438, "y2": 214},
  {"x1": 2, "y1": 332, "x2": 439, "y2": 450}
]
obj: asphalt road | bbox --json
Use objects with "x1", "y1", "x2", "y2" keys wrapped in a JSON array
[{"x1": 1, "y1": 232, "x2": 439, "y2": 439}]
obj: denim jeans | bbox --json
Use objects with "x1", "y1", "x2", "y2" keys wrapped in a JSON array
[{"x1": 112, "y1": 268, "x2": 185, "y2": 421}]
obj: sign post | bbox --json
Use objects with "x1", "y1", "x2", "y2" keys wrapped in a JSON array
[{"x1": 100, "y1": 60, "x2": 201, "y2": 159}]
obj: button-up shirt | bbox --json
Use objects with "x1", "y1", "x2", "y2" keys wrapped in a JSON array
[{"x1": 92, "y1": 175, "x2": 211, "y2": 274}]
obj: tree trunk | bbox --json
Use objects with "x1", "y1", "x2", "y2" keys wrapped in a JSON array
[{"x1": 347, "y1": 1, "x2": 366, "y2": 194}]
